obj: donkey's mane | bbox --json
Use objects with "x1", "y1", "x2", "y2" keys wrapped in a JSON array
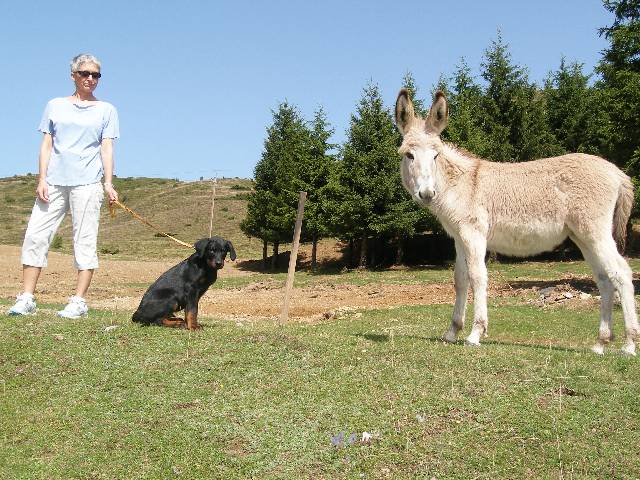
[{"x1": 444, "y1": 143, "x2": 484, "y2": 162}]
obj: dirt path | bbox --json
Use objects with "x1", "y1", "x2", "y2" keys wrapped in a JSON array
[{"x1": 0, "y1": 245, "x2": 585, "y2": 322}]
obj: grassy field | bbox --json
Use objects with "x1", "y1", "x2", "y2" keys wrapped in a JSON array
[
  {"x1": 2, "y1": 266, "x2": 640, "y2": 479},
  {"x1": 2, "y1": 176, "x2": 640, "y2": 478}
]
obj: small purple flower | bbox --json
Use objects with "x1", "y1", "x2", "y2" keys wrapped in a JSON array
[{"x1": 331, "y1": 432, "x2": 345, "y2": 447}]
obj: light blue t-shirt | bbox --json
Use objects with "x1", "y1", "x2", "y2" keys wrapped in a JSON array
[{"x1": 38, "y1": 97, "x2": 120, "y2": 186}]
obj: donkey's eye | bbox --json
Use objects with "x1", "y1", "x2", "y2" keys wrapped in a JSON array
[
  {"x1": 434, "y1": 153, "x2": 440, "y2": 159},
  {"x1": 406, "y1": 152, "x2": 414, "y2": 160}
]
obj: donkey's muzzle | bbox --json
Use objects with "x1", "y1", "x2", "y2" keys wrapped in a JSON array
[{"x1": 417, "y1": 187, "x2": 435, "y2": 202}]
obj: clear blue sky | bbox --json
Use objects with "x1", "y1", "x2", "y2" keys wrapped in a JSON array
[{"x1": 0, "y1": 1, "x2": 613, "y2": 181}]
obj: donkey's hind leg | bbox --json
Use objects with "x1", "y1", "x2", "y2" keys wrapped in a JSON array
[
  {"x1": 574, "y1": 237, "x2": 616, "y2": 354},
  {"x1": 443, "y1": 240, "x2": 470, "y2": 343},
  {"x1": 580, "y1": 236, "x2": 638, "y2": 355}
]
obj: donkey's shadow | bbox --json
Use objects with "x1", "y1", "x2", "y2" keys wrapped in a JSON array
[
  {"x1": 356, "y1": 332, "x2": 580, "y2": 354},
  {"x1": 506, "y1": 277, "x2": 640, "y2": 295}
]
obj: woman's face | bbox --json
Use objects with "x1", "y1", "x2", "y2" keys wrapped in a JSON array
[{"x1": 71, "y1": 62, "x2": 100, "y2": 95}]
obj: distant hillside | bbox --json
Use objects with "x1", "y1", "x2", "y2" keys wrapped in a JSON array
[{"x1": 0, "y1": 175, "x2": 263, "y2": 261}]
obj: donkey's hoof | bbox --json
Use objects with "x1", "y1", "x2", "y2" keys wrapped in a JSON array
[
  {"x1": 591, "y1": 343, "x2": 605, "y2": 355},
  {"x1": 442, "y1": 331, "x2": 458, "y2": 344},
  {"x1": 465, "y1": 337, "x2": 481, "y2": 347},
  {"x1": 621, "y1": 343, "x2": 636, "y2": 357}
]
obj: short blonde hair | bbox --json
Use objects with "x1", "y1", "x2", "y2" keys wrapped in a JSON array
[{"x1": 70, "y1": 53, "x2": 101, "y2": 72}]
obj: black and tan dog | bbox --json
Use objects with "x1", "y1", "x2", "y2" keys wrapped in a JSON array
[{"x1": 132, "y1": 236, "x2": 236, "y2": 330}]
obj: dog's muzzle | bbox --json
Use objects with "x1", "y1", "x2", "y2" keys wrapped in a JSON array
[{"x1": 208, "y1": 259, "x2": 224, "y2": 269}]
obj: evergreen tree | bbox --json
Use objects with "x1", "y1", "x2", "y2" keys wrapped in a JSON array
[
  {"x1": 241, "y1": 101, "x2": 309, "y2": 269},
  {"x1": 597, "y1": 0, "x2": 640, "y2": 174},
  {"x1": 401, "y1": 71, "x2": 428, "y2": 116},
  {"x1": 295, "y1": 107, "x2": 337, "y2": 268},
  {"x1": 544, "y1": 58, "x2": 602, "y2": 154},
  {"x1": 480, "y1": 31, "x2": 562, "y2": 161},
  {"x1": 513, "y1": 84, "x2": 565, "y2": 160},
  {"x1": 328, "y1": 82, "x2": 410, "y2": 267},
  {"x1": 479, "y1": 32, "x2": 523, "y2": 161},
  {"x1": 446, "y1": 58, "x2": 488, "y2": 156}
]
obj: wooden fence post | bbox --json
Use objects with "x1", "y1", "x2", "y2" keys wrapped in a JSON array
[
  {"x1": 208, "y1": 177, "x2": 217, "y2": 238},
  {"x1": 280, "y1": 191, "x2": 307, "y2": 323}
]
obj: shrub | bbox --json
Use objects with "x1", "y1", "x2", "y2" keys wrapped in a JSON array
[{"x1": 51, "y1": 234, "x2": 63, "y2": 250}]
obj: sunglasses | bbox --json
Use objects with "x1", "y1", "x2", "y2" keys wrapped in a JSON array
[{"x1": 76, "y1": 70, "x2": 102, "y2": 79}]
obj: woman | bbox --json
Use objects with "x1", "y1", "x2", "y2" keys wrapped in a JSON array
[{"x1": 7, "y1": 53, "x2": 119, "y2": 318}]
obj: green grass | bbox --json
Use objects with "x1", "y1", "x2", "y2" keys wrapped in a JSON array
[
  {"x1": 2, "y1": 300, "x2": 639, "y2": 479},
  {"x1": 3, "y1": 175, "x2": 640, "y2": 477}
]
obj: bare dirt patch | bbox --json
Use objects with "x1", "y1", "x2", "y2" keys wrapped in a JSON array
[{"x1": 0, "y1": 245, "x2": 595, "y2": 322}]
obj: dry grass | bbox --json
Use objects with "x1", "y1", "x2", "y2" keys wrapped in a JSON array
[{"x1": 0, "y1": 175, "x2": 258, "y2": 261}]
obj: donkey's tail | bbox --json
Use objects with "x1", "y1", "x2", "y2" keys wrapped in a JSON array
[{"x1": 613, "y1": 173, "x2": 634, "y2": 253}]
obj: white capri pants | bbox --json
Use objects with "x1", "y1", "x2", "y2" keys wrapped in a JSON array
[{"x1": 21, "y1": 182, "x2": 104, "y2": 270}]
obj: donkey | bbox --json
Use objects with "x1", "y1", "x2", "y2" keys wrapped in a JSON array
[{"x1": 395, "y1": 88, "x2": 639, "y2": 355}]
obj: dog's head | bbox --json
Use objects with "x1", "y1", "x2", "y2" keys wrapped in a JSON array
[{"x1": 193, "y1": 237, "x2": 236, "y2": 269}]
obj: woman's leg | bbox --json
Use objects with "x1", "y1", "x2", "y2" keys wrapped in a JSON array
[
  {"x1": 20, "y1": 184, "x2": 69, "y2": 291},
  {"x1": 75, "y1": 269, "x2": 94, "y2": 298},
  {"x1": 22, "y1": 266, "x2": 42, "y2": 294},
  {"x1": 69, "y1": 183, "x2": 104, "y2": 296}
]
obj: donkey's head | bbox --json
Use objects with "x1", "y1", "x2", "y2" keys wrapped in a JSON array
[{"x1": 395, "y1": 89, "x2": 449, "y2": 204}]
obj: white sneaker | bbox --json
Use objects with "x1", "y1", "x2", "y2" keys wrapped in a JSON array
[
  {"x1": 7, "y1": 293, "x2": 37, "y2": 316},
  {"x1": 57, "y1": 296, "x2": 89, "y2": 319}
]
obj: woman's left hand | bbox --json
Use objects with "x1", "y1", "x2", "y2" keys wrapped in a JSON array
[{"x1": 104, "y1": 183, "x2": 118, "y2": 204}]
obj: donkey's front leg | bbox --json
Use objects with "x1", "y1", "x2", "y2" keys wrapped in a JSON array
[
  {"x1": 444, "y1": 241, "x2": 469, "y2": 343},
  {"x1": 462, "y1": 233, "x2": 488, "y2": 346}
]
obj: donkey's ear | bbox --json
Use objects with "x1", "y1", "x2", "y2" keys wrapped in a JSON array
[
  {"x1": 425, "y1": 91, "x2": 449, "y2": 135},
  {"x1": 226, "y1": 240, "x2": 237, "y2": 261},
  {"x1": 395, "y1": 88, "x2": 416, "y2": 136},
  {"x1": 193, "y1": 238, "x2": 209, "y2": 259}
]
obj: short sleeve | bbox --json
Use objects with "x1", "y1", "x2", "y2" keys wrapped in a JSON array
[
  {"x1": 102, "y1": 105, "x2": 120, "y2": 139},
  {"x1": 38, "y1": 101, "x2": 53, "y2": 135}
]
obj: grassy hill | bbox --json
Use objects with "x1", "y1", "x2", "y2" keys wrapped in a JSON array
[{"x1": 0, "y1": 175, "x2": 262, "y2": 261}]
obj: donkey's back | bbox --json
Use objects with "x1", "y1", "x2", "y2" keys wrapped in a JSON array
[{"x1": 469, "y1": 152, "x2": 632, "y2": 257}]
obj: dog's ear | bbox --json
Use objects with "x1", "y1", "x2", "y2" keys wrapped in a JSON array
[
  {"x1": 226, "y1": 240, "x2": 237, "y2": 261},
  {"x1": 193, "y1": 238, "x2": 209, "y2": 259}
]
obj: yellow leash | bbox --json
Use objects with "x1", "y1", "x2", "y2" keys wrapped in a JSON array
[{"x1": 109, "y1": 199, "x2": 195, "y2": 249}]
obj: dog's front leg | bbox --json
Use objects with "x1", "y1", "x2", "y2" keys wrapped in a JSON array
[
  {"x1": 161, "y1": 317, "x2": 186, "y2": 328},
  {"x1": 185, "y1": 290, "x2": 201, "y2": 331}
]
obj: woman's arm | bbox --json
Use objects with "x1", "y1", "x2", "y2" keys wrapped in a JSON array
[
  {"x1": 101, "y1": 138, "x2": 118, "y2": 204},
  {"x1": 36, "y1": 133, "x2": 53, "y2": 202}
]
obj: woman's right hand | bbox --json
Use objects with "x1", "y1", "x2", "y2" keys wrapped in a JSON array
[{"x1": 36, "y1": 181, "x2": 49, "y2": 203}]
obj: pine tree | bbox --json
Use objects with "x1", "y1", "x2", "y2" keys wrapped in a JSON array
[
  {"x1": 544, "y1": 58, "x2": 602, "y2": 154},
  {"x1": 480, "y1": 31, "x2": 524, "y2": 161},
  {"x1": 596, "y1": 0, "x2": 640, "y2": 174},
  {"x1": 401, "y1": 71, "x2": 428, "y2": 116},
  {"x1": 480, "y1": 31, "x2": 562, "y2": 161},
  {"x1": 241, "y1": 101, "x2": 309, "y2": 269},
  {"x1": 295, "y1": 107, "x2": 337, "y2": 268},
  {"x1": 446, "y1": 58, "x2": 488, "y2": 156},
  {"x1": 328, "y1": 82, "x2": 409, "y2": 267}
]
